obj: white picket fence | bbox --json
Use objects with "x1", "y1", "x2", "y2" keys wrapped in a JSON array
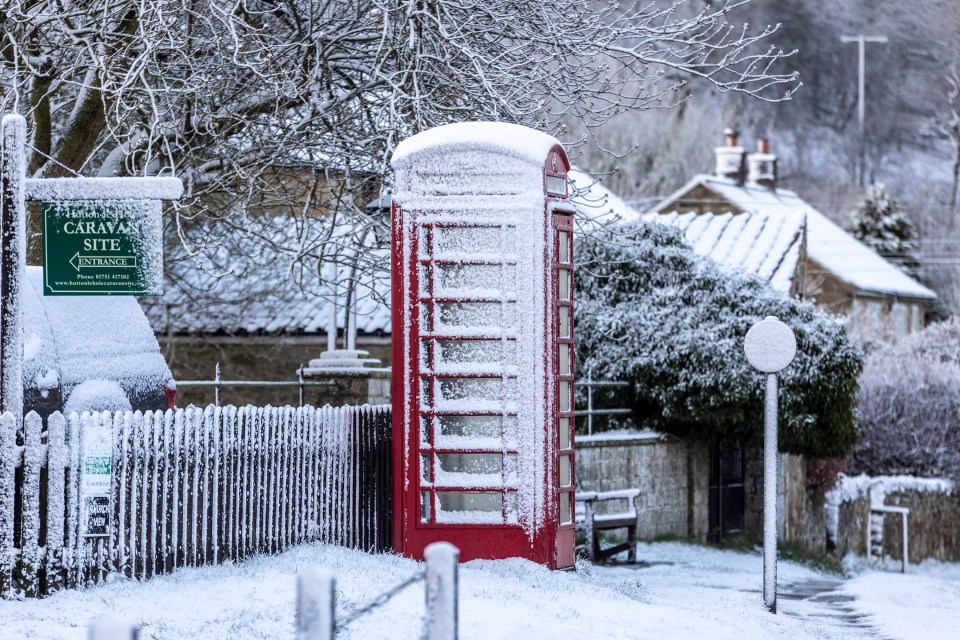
[{"x1": 0, "y1": 404, "x2": 391, "y2": 599}]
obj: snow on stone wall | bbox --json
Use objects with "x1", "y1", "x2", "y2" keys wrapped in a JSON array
[{"x1": 824, "y1": 473, "x2": 955, "y2": 546}]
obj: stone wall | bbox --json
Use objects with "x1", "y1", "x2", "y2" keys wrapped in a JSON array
[
  {"x1": 826, "y1": 476, "x2": 960, "y2": 564},
  {"x1": 575, "y1": 433, "x2": 710, "y2": 541}
]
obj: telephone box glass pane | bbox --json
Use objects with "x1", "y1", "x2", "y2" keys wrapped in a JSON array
[
  {"x1": 436, "y1": 491, "x2": 503, "y2": 524},
  {"x1": 559, "y1": 343, "x2": 570, "y2": 375},
  {"x1": 421, "y1": 454, "x2": 432, "y2": 483},
  {"x1": 418, "y1": 264, "x2": 432, "y2": 296},
  {"x1": 419, "y1": 341, "x2": 431, "y2": 370},
  {"x1": 436, "y1": 264, "x2": 513, "y2": 296},
  {"x1": 559, "y1": 269, "x2": 570, "y2": 300},
  {"x1": 434, "y1": 226, "x2": 513, "y2": 258},
  {"x1": 421, "y1": 492, "x2": 432, "y2": 523},
  {"x1": 437, "y1": 302, "x2": 513, "y2": 332},
  {"x1": 420, "y1": 417, "x2": 431, "y2": 445},
  {"x1": 437, "y1": 377, "x2": 516, "y2": 406},
  {"x1": 559, "y1": 417, "x2": 570, "y2": 449},
  {"x1": 506, "y1": 492, "x2": 518, "y2": 524},
  {"x1": 436, "y1": 453, "x2": 504, "y2": 487},
  {"x1": 435, "y1": 415, "x2": 502, "y2": 444},
  {"x1": 559, "y1": 493, "x2": 571, "y2": 524},
  {"x1": 559, "y1": 381, "x2": 570, "y2": 412},
  {"x1": 559, "y1": 307, "x2": 570, "y2": 337},
  {"x1": 559, "y1": 231, "x2": 569, "y2": 263},
  {"x1": 437, "y1": 339, "x2": 515, "y2": 371},
  {"x1": 559, "y1": 455, "x2": 571, "y2": 486},
  {"x1": 419, "y1": 303, "x2": 432, "y2": 333},
  {"x1": 420, "y1": 377, "x2": 432, "y2": 409}
]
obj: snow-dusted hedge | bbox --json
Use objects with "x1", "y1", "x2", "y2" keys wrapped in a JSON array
[
  {"x1": 850, "y1": 319, "x2": 960, "y2": 481},
  {"x1": 575, "y1": 221, "x2": 863, "y2": 458}
]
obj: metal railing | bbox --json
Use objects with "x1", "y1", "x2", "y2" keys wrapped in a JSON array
[
  {"x1": 175, "y1": 363, "x2": 336, "y2": 406},
  {"x1": 577, "y1": 369, "x2": 632, "y2": 435}
]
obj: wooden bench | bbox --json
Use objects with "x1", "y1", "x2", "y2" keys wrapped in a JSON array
[{"x1": 576, "y1": 489, "x2": 641, "y2": 563}]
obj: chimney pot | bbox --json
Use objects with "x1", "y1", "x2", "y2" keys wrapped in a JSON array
[
  {"x1": 723, "y1": 127, "x2": 739, "y2": 147},
  {"x1": 747, "y1": 137, "x2": 777, "y2": 189}
]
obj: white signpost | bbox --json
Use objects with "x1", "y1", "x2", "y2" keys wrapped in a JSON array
[{"x1": 743, "y1": 315, "x2": 796, "y2": 614}]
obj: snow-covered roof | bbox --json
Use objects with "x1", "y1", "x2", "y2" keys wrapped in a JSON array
[
  {"x1": 392, "y1": 122, "x2": 561, "y2": 167},
  {"x1": 142, "y1": 215, "x2": 391, "y2": 335},
  {"x1": 569, "y1": 169, "x2": 643, "y2": 225},
  {"x1": 23, "y1": 266, "x2": 170, "y2": 394},
  {"x1": 652, "y1": 174, "x2": 936, "y2": 300},
  {"x1": 643, "y1": 210, "x2": 804, "y2": 293}
]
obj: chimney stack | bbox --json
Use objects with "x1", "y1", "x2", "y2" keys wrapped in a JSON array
[
  {"x1": 715, "y1": 127, "x2": 746, "y2": 185},
  {"x1": 747, "y1": 137, "x2": 777, "y2": 189}
]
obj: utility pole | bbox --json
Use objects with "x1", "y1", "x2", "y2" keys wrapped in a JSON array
[
  {"x1": 841, "y1": 35, "x2": 888, "y2": 185},
  {"x1": 841, "y1": 34, "x2": 889, "y2": 132}
]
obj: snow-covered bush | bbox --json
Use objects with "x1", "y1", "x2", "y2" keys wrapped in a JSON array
[
  {"x1": 850, "y1": 319, "x2": 960, "y2": 481},
  {"x1": 575, "y1": 221, "x2": 863, "y2": 458}
]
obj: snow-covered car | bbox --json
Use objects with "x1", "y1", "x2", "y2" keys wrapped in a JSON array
[{"x1": 23, "y1": 266, "x2": 175, "y2": 419}]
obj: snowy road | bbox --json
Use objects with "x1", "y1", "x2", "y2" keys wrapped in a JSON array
[{"x1": 2, "y1": 541, "x2": 957, "y2": 639}]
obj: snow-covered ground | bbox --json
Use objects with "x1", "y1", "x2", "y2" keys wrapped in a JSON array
[{"x1": 3, "y1": 541, "x2": 958, "y2": 639}]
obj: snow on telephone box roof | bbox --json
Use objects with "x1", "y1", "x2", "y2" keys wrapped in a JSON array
[
  {"x1": 392, "y1": 122, "x2": 563, "y2": 169},
  {"x1": 650, "y1": 174, "x2": 936, "y2": 300}
]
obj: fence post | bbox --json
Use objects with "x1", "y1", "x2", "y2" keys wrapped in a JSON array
[
  {"x1": 87, "y1": 615, "x2": 137, "y2": 640},
  {"x1": 0, "y1": 411, "x2": 15, "y2": 599},
  {"x1": 214, "y1": 363, "x2": 221, "y2": 407},
  {"x1": 586, "y1": 367, "x2": 593, "y2": 436},
  {"x1": 299, "y1": 365, "x2": 305, "y2": 407},
  {"x1": 297, "y1": 567, "x2": 335, "y2": 640},
  {"x1": 423, "y1": 542, "x2": 459, "y2": 640}
]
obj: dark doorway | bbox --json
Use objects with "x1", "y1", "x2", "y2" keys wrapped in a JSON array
[{"x1": 708, "y1": 438, "x2": 746, "y2": 542}]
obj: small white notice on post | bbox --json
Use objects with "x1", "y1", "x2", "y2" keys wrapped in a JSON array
[{"x1": 80, "y1": 422, "x2": 113, "y2": 538}]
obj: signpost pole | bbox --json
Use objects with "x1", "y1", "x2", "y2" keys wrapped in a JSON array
[
  {"x1": 0, "y1": 115, "x2": 26, "y2": 424},
  {"x1": 763, "y1": 372, "x2": 778, "y2": 613}
]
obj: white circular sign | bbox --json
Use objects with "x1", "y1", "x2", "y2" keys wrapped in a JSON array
[{"x1": 744, "y1": 316, "x2": 797, "y2": 373}]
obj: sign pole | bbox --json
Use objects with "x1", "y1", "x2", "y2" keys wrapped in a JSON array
[
  {"x1": 763, "y1": 372, "x2": 778, "y2": 613},
  {"x1": 743, "y1": 316, "x2": 796, "y2": 615},
  {"x1": 0, "y1": 114, "x2": 25, "y2": 424}
]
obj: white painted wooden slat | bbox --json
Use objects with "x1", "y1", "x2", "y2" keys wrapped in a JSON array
[
  {"x1": 172, "y1": 409, "x2": 184, "y2": 569},
  {"x1": 21, "y1": 411, "x2": 43, "y2": 596},
  {"x1": 210, "y1": 406, "x2": 220, "y2": 565},
  {"x1": 46, "y1": 413, "x2": 67, "y2": 593},
  {"x1": 64, "y1": 412, "x2": 81, "y2": 587},
  {"x1": 0, "y1": 412, "x2": 17, "y2": 599}
]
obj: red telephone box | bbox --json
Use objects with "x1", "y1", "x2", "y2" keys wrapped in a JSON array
[{"x1": 390, "y1": 122, "x2": 575, "y2": 568}]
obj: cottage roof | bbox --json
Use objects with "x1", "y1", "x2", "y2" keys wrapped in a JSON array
[
  {"x1": 141, "y1": 215, "x2": 392, "y2": 335},
  {"x1": 651, "y1": 174, "x2": 936, "y2": 300},
  {"x1": 642, "y1": 209, "x2": 804, "y2": 293}
]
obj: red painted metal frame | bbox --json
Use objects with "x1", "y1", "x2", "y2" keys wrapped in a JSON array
[{"x1": 392, "y1": 143, "x2": 574, "y2": 568}]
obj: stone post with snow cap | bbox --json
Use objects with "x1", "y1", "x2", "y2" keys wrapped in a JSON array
[
  {"x1": 743, "y1": 315, "x2": 796, "y2": 614},
  {"x1": 300, "y1": 349, "x2": 391, "y2": 407}
]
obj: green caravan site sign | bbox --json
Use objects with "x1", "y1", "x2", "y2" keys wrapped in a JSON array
[{"x1": 42, "y1": 200, "x2": 163, "y2": 296}]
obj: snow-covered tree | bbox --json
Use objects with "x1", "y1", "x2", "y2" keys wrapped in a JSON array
[
  {"x1": 0, "y1": 0, "x2": 797, "y2": 284},
  {"x1": 575, "y1": 221, "x2": 862, "y2": 458},
  {"x1": 851, "y1": 318, "x2": 960, "y2": 481},
  {"x1": 847, "y1": 183, "x2": 921, "y2": 277}
]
